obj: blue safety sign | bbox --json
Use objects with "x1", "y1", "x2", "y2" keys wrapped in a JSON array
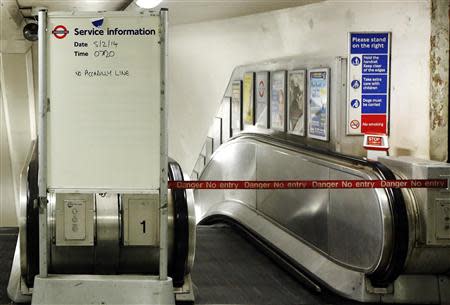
[
  {"x1": 351, "y1": 80, "x2": 361, "y2": 89},
  {"x1": 362, "y1": 95, "x2": 387, "y2": 113},
  {"x1": 351, "y1": 99, "x2": 360, "y2": 108},
  {"x1": 351, "y1": 57, "x2": 361, "y2": 66},
  {"x1": 347, "y1": 32, "x2": 391, "y2": 135},
  {"x1": 362, "y1": 75, "x2": 387, "y2": 94},
  {"x1": 350, "y1": 33, "x2": 389, "y2": 54},
  {"x1": 362, "y1": 55, "x2": 387, "y2": 73}
]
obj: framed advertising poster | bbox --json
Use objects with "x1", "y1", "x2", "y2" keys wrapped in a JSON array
[
  {"x1": 242, "y1": 72, "x2": 255, "y2": 126},
  {"x1": 287, "y1": 70, "x2": 306, "y2": 136},
  {"x1": 205, "y1": 137, "x2": 214, "y2": 160},
  {"x1": 231, "y1": 80, "x2": 242, "y2": 136},
  {"x1": 220, "y1": 97, "x2": 231, "y2": 142},
  {"x1": 307, "y1": 68, "x2": 330, "y2": 141},
  {"x1": 255, "y1": 71, "x2": 269, "y2": 128},
  {"x1": 270, "y1": 71, "x2": 287, "y2": 132},
  {"x1": 194, "y1": 155, "x2": 205, "y2": 175},
  {"x1": 212, "y1": 117, "x2": 222, "y2": 152}
]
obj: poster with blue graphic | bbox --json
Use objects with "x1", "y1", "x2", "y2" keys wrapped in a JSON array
[
  {"x1": 270, "y1": 71, "x2": 287, "y2": 132},
  {"x1": 307, "y1": 68, "x2": 329, "y2": 141}
]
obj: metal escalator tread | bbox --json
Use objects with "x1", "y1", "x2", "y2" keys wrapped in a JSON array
[{"x1": 192, "y1": 224, "x2": 360, "y2": 305}]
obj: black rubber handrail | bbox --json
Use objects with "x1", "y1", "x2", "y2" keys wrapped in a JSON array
[
  {"x1": 168, "y1": 158, "x2": 190, "y2": 288},
  {"x1": 26, "y1": 147, "x2": 39, "y2": 287}
]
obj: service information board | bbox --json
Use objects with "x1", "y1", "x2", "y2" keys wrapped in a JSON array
[
  {"x1": 347, "y1": 32, "x2": 391, "y2": 135},
  {"x1": 47, "y1": 13, "x2": 162, "y2": 190}
]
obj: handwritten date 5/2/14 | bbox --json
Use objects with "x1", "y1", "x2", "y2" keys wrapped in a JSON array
[
  {"x1": 75, "y1": 69, "x2": 130, "y2": 77},
  {"x1": 93, "y1": 40, "x2": 119, "y2": 48}
]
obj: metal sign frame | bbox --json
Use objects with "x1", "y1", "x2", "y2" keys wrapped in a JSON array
[{"x1": 37, "y1": 9, "x2": 169, "y2": 280}]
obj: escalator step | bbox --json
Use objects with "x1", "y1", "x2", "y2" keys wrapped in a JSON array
[{"x1": 192, "y1": 224, "x2": 357, "y2": 305}]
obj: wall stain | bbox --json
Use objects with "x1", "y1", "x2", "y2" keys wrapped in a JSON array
[
  {"x1": 345, "y1": 9, "x2": 355, "y2": 27},
  {"x1": 308, "y1": 18, "x2": 314, "y2": 30},
  {"x1": 260, "y1": 23, "x2": 270, "y2": 33},
  {"x1": 429, "y1": 0, "x2": 449, "y2": 161}
]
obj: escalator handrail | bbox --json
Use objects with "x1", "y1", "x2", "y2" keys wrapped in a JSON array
[{"x1": 168, "y1": 158, "x2": 190, "y2": 288}]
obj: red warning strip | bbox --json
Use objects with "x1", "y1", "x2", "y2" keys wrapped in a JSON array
[{"x1": 169, "y1": 179, "x2": 448, "y2": 190}]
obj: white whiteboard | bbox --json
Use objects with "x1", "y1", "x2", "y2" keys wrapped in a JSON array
[{"x1": 47, "y1": 12, "x2": 162, "y2": 191}]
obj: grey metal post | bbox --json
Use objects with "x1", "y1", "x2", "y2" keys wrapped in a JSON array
[
  {"x1": 159, "y1": 8, "x2": 169, "y2": 281},
  {"x1": 37, "y1": 9, "x2": 48, "y2": 277}
]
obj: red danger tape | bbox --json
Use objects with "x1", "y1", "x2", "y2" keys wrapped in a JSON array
[{"x1": 169, "y1": 179, "x2": 448, "y2": 190}]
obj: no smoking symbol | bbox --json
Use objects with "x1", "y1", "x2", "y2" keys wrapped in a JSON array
[{"x1": 350, "y1": 120, "x2": 360, "y2": 129}]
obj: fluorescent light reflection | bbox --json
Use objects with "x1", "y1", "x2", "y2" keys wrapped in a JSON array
[{"x1": 136, "y1": 0, "x2": 163, "y2": 9}]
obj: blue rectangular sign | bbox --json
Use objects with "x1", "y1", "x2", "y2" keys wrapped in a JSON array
[
  {"x1": 362, "y1": 55, "x2": 388, "y2": 74},
  {"x1": 362, "y1": 75, "x2": 387, "y2": 94},
  {"x1": 362, "y1": 95, "x2": 387, "y2": 113},
  {"x1": 350, "y1": 33, "x2": 389, "y2": 54}
]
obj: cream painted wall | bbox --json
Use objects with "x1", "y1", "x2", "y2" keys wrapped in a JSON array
[{"x1": 168, "y1": 0, "x2": 433, "y2": 173}]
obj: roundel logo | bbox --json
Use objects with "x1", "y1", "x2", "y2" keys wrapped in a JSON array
[
  {"x1": 52, "y1": 25, "x2": 69, "y2": 39},
  {"x1": 258, "y1": 80, "x2": 265, "y2": 98}
]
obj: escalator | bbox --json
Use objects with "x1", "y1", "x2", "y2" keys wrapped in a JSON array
[{"x1": 193, "y1": 133, "x2": 450, "y2": 303}]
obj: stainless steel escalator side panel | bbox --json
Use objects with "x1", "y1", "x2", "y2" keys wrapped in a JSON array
[
  {"x1": 255, "y1": 142, "x2": 392, "y2": 273},
  {"x1": 198, "y1": 200, "x2": 380, "y2": 303},
  {"x1": 198, "y1": 141, "x2": 258, "y2": 209},
  {"x1": 195, "y1": 137, "x2": 392, "y2": 275}
]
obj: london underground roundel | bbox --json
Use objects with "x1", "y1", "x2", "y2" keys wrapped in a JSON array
[{"x1": 52, "y1": 25, "x2": 69, "y2": 39}]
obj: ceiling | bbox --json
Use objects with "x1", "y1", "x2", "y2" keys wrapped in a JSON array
[
  {"x1": 17, "y1": 0, "x2": 130, "y2": 13},
  {"x1": 0, "y1": 0, "x2": 319, "y2": 52},
  {"x1": 14, "y1": 0, "x2": 319, "y2": 25},
  {"x1": 126, "y1": 0, "x2": 320, "y2": 25}
]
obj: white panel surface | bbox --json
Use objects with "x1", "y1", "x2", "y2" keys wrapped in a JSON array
[
  {"x1": 47, "y1": 12, "x2": 161, "y2": 190},
  {"x1": 122, "y1": 194, "x2": 159, "y2": 246}
]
